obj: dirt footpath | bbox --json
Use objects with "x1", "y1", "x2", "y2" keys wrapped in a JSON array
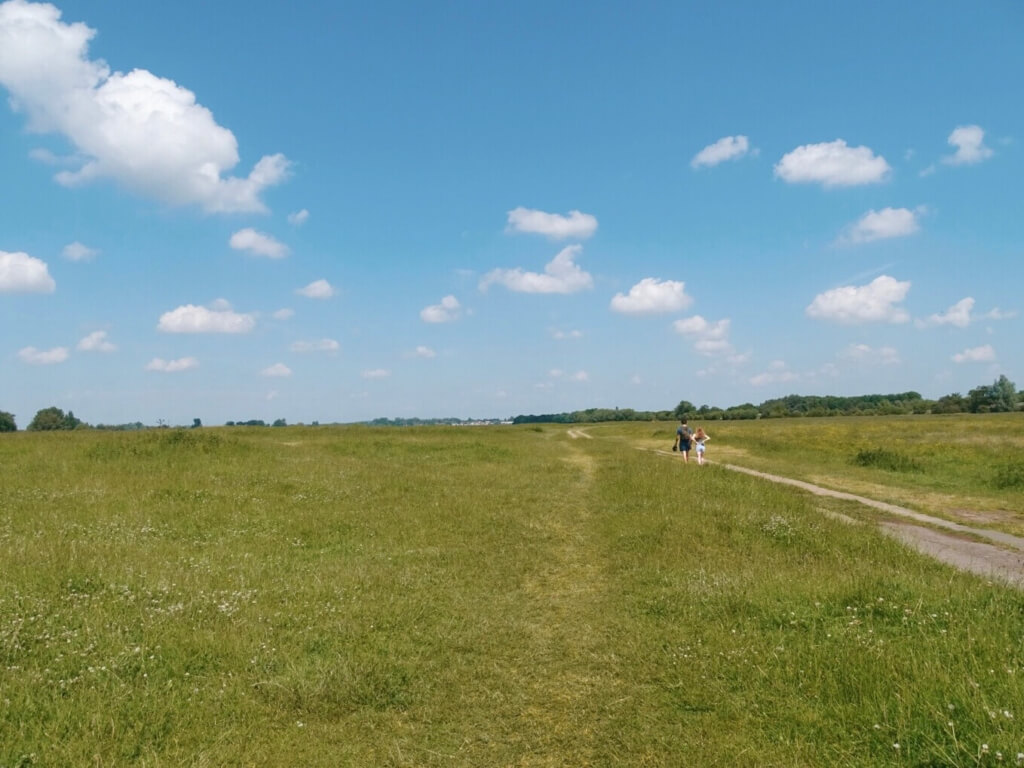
[{"x1": 718, "y1": 461, "x2": 1024, "y2": 589}]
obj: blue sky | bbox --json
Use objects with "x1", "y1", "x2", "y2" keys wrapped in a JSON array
[{"x1": 1, "y1": 0, "x2": 1021, "y2": 425}]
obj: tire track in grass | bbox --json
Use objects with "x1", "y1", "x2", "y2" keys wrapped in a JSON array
[{"x1": 512, "y1": 437, "x2": 613, "y2": 762}]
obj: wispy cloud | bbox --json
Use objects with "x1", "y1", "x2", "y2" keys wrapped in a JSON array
[
  {"x1": 77, "y1": 330, "x2": 116, "y2": 352},
  {"x1": 18, "y1": 345, "x2": 69, "y2": 364},
  {"x1": 952, "y1": 344, "x2": 996, "y2": 363},
  {"x1": 229, "y1": 228, "x2": 289, "y2": 259},
  {"x1": 420, "y1": 295, "x2": 461, "y2": 323},
  {"x1": 145, "y1": 356, "x2": 198, "y2": 372},
  {"x1": 838, "y1": 207, "x2": 922, "y2": 245},
  {"x1": 691, "y1": 135, "x2": 753, "y2": 168},
  {"x1": 295, "y1": 279, "x2": 334, "y2": 299},
  {"x1": 62, "y1": 241, "x2": 98, "y2": 261}
]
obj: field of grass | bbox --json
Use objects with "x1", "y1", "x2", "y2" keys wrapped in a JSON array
[{"x1": 2, "y1": 421, "x2": 1024, "y2": 765}]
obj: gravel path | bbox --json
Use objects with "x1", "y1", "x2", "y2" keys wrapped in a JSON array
[{"x1": 718, "y1": 461, "x2": 1024, "y2": 588}]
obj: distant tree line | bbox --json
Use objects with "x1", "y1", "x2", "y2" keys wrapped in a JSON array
[
  {"x1": 2, "y1": 376, "x2": 1020, "y2": 433},
  {"x1": 512, "y1": 376, "x2": 1023, "y2": 424}
]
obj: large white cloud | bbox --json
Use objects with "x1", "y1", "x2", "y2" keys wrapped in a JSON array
[
  {"x1": 840, "y1": 207, "x2": 921, "y2": 244},
  {"x1": 691, "y1": 135, "x2": 751, "y2": 168},
  {"x1": 505, "y1": 207, "x2": 598, "y2": 240},
  {"x1": 295, "y1": 279, "x2": 334, "y2": 299},
  {"x1": 610, "y1": 278, "x2": 691, "y2": 314},
  {"x1": 0, "y1": 249, "x2": 55, "y2": 292},
  {"x1": 18, "y1": 345, "x2": 68, "y2": 364},
  {"x1": 420, "y1": 295, "x2": 461, "y2": 323},
  {"x1": 480, "y1": 245, "x2": 593, "y2": 294},
  {"x1": 806, "y1": 275, "x2": 910, "y2": 324},
  {"x1": 77, "y1": 329, "x2": 115, "y2": 352},
  {"x1": 146, "y1": 356, "x2": 198, "y2": 372},
  {"x1": 942, "y1": 125, "x2": 993, "y2": 166},
  {"x1": 916, "y1": 297, "x2": 974, "y2": 329},
  {"x1": 229, "y1": 228, "x2": 289, "y2": 259},
  {"x1": 0, "y1": 0, "x2": 289, "y2": 213},
  {"x1": 157, "y1": 304, "x2": 256, "y2": 333},
  {"x1": 774, "y1": 139, "x2": 890, "y2": 187}
]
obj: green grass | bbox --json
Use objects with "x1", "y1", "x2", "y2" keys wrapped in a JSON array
[{"x1": 2, "y1": 422, "x2": 1024, "y2": 765}]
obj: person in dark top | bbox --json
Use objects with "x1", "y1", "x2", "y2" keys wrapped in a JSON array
[{"x1": 675, "y1": 419, "x2": 694, "y2": 463}]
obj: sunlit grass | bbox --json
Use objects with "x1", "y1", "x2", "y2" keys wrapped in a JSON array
[{"x1": 2, "y1": 423, "x2": 1024, "y2": 765}]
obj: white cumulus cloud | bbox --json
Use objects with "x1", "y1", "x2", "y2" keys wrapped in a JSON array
[
  {"x1": 18, "y1": 345, "x2": 68, "y2": 364},
  {"x1": 290, "y1": 338, "x2": 339, "y2": 353},
  {"x1": 62, "y1": 241, "x2": 98, "y2": 261},
  {"x1": 774, "y1": 139, "x2": 890, "y2": 187},
  {"x1": 146, "y1": 356, "x2": 198, "y2": 372},
  {"x1": 840, "y1": 207, "x2": 922, "y2": 244},
  {"x1": 0, "y1": 0, "x2": 289, "y2": 212},
  {"x1": 952, "y1": 344, "x2": 995, "y2": 363},
  {"x1": 157, "y1": 304, "x2": 256, "y2": 333},
  {"x1": 261, "y1": 363, "x2": 292, "y2": 377},
  {"x1": 420, "y1": 295, "x2": 461, "y2": 323},
  {"x1": 479, "y1": 245, "x2": 593, "y2": 294},
  {"x1": 77, "y1": 330, "x2": 115, "y2": 352},
  {"x1": 505, "y1": 207, "x2": 598, "y2": 239},
  {"x1": 295, "y1": 279, "x2": 334, "y2": 299},
  {"x1": 691, "y1": 135, "x2": 751, "y2": 168},
  {"x1": 806, "y1": 275, "x2": 910, "y2": 324},
  {"x1": 673, "y1": 315, "x2": 734, "y2": 356},
  {"x1": 229, "y1": 228, "x2": 289, "y2": 259},
  {"x1": 942, "y1": 125, "x2": 993, "y2": 166},
  {"x1": 916, "y1": 297, "x2": 974, "y2": 329},
  {"x1": 0, "y1": 250, "x2": 55, "y2": 293},
  {"x1": 610, "y1": 278, "x2": 692, "y2": 314}
]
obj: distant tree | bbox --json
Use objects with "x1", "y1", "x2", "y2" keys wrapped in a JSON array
[
  {"x1": 192, "y1": 418, "x2": 202, "y2": 429},
  {"x1": 272, "y1": 418, "x2": 287, "y2": 427},
  {"x1": 967, "y1": 375, "x2": 1017, "y2": 413},
  {"x1": 28, "y1": 407, "x2": 68, "y2": 431},
  {"x1": 673, "y1": 400, "x2": 696, "y2": 419},
  {"x1": 0, "y1": 411, "x2": 16, "y2": 432}
]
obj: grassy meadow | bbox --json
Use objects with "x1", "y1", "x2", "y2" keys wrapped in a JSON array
[{"x1": 2, "y1": 418, "x2": 1024, "y2": 766}]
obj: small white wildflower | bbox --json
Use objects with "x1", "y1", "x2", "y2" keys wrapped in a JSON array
[
  {"x1": 296, "y1": 721, "x2": 305, "y2": 728},
  {"x1": 893, "y1": 742, "x2": 900, "y2": 750},
  {"x1": 983, "y1": 744, "x2": 990, "y2": 753},
  {"x1": 874, "y1": 724, "x2": 881, "y2": 730},
  {"x1": 1004, "y1": 710, "x2": 1014, "y2": 719}
]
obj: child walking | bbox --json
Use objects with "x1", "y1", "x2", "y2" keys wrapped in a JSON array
[{"x1": 693, "y1": 427, "x2": 710, "y2": 466}]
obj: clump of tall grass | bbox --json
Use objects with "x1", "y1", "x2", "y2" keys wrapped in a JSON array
[
  {"x1": 991, "y1": 461, "x2": 1024, "y2": 490},
  {"x1": 851, "y1": 447, "x2": 922, "y2": 473}
]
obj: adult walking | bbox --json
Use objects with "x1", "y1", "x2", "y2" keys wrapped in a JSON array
[{"x1": 676, "y1": 419, "x2": 694, "y2": 463}]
